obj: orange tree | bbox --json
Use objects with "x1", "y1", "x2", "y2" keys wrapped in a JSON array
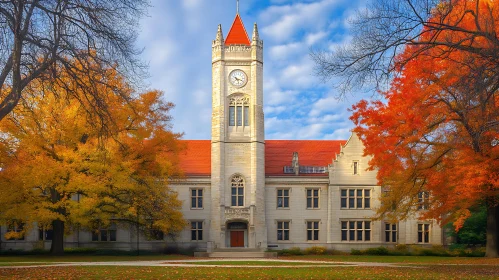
[
  {"x1": 0, "y1": 61, "x2": 186, "y2": 255},
  {"x1": 351, "y1": 0, "x2": 499, "y2": 257}
]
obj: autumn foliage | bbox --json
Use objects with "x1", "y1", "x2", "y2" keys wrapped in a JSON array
[
  {"x1": 351, "y1": 0, "x2": 499, "y2": 256},
  {"x1": 0, "y1": 59, "x2": 186, "y2": 254}
]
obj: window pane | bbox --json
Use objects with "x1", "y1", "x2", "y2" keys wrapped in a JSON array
[
  {"x1": 357, "y1": 230, "x2": 363, "y2": 241},
  {"x1": 313, "y1": 190, "x2": 319, "y2": 196},
  {"x1": 341, "y1": 230, "x2": 347, "y2": 241},
  {"x1": 386, "y1": 232, "x2": 390, "y2": 242},
  {"x1": 307, "y1": 198, "x2": 312, "y2": 208},
  {"x1": 284, "y1": 198, "x2": 289, "y2": 208},
  {"x1": 92, "y1": 232, "x2": 99, "y2": 241},
  {"x1": 349, "y1": 222, "x2": 355, "y2": 229},
  {"x1": 357, "y1": 189, "x2": 362, "y2": 196},
  {"x1": 307, "y1": 231, "x2": 312, "y2": 240},
  {"x1": 385, "y1": 224, "x2": 390, "y2": 230},
  {"x1": 244, "y1": 106, "x2": 249, "y2": 126},
  {"x1": 341, "y1": 222, "x2": 347, "y2": 229},
  {"x1": 284, "y1": 222, "x2": 289, "y2": 229},
  {"x1": 198, "y1": 198, "x2": 203, "y2": 208},
  {"x1": 364, "y1": 190, "x2": 370, "y2": 197},
  {"x1": 284, "y1": 190, "x2": 289, "y2": 196},
  {"x1": 277, "y1": 231, "x2": 283, "y2": 240},
  {"x1": 357, "y1": 198, "x2": 362, "y2": 208},
  {"x1": 392, "y1": 232, "x2": 397, "y2": 242},
  {"x1": 198, "y1": 230, "x2": 203, "y2": 240},
  {"x1": 357, "y1": 222, "x2": 363, "y2": 229},
  {"x1": 392, "y1": 224, "x2": 396, "y2": 230},
  {"x1": 101, "y1": 230, "x2": 108, "y2": 241},
  {"x1": 349, "y1": 198, "x2": 355, "y2": 208},
  {"x1": 191, "y1": 198, "x2": 196, "y2": 208},
  {"x1": 314, "y1": 231, "x2": 319, "y2": 240},
  {"x1": 277, "y1": 197, "x2": 283, "y2": 207},
  {"x1": 277, "y1": 222, "x2": 282, "y2": 229},
  {"x1": 198, "y1": 222, "x2": 203, "y2": 229},
  {"x1": 313, "y1": 198, "x2": 318, "y2": 208},
  {"x1": 237, "y1": 106, "x2": 242, "y2": 126},
  {"x1": 110, "y1": 230, "x2": 117, "y2": 242},
  {"x1": 365, "y1": 230, "x2": 371, "y2": 241},
  {"x1": 46, "y1": 230, "x2": 53, "y2": 241},
  {"x1": 341, "y1": 190, "x2": 347, "y2": 196},
  {"x1": 229, "y1": 107, "x2": 235, "y2": 126},
  {"x1": 284, "y1": 231, "x2": 289, "y2": 240},
  {"x1": 314, "y1": 222, "x2": 319, "y2": 229},
  {"x1": 192, "y1": 230, "x2": 197, "y2": 241},
  {"x1": 232, "y1": 196, "x2": 236, "y2": 206},
  {"x1": 232, "y1": 188, "x2": 237, "y2": 195},
  {"x1": 365, "y1": 222, "x2": 371, "y2": 229},
  {"x1": 341, "y1": 198, "x2": 347, "y2": 208},
  {"x1": 238, "y1": 187, "x2": 243, "y2": 195},
  {"x1": 238, "y1": 196, "x2": 243, "y2": 206},
  {"x1": 277, "y1": 190, "x2": 282, "y2": 196},
  {"x1": 349, "y1": 190, "x2": 355, "y2": 196},
  {"x1": 349, "y1": 230, "x2": 355, "y2": 241},
  {"x1": 418, "y1": 232, "x2": 423, "y2": 243},
  {"x1": 307, "y1": 190, "x2": 312, "y2": 196},
  {"x1": 365, "y1": 198, "x2": 370, "y2": 208},
  {"x1": 191, "y1": 190, "x2": 196, "y2": 197}
]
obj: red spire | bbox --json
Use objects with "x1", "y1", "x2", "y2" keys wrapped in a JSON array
[{"x1": 225, "y1": 14, "x2": 251, "y2": 46}]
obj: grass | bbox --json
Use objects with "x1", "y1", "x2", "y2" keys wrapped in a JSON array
[
  {"x1": 1, "y1": 265, "x2": 499, "y2": 279},
  {"x1": 0, "y1": 254, "x2": 190, "y2": 264},
  {"x1": 281, "y1": 254, "x2": 499, "y2": 265},
  {"x1": 166, "y1": 261, "x2": 352, "y2": 266}
]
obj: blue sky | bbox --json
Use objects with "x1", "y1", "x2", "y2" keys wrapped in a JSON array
[{"x1": 137, "y1": 0, "x2": 368, "y2": 140}]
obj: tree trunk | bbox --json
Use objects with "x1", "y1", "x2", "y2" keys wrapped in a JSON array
[
  {"x1": 485, "y1": 202, "x2": 499, "y2": 257},
  {"x1": 50, "y1": 220, "x2": 65, "y2": 255}
]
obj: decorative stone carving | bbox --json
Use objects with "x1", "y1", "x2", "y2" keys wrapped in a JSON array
[
  {"x1": 229, "y1": 94, "x2": 250, "y2": 106},
  {"x1": 225, "y1": 207, "x2": 251, "y2": 221}
]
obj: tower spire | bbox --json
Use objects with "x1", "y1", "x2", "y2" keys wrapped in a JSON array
[{"x1": 237, "y1": 0, "x2": 239, "y2": 14}]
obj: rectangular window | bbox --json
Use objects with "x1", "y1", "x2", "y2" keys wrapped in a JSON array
[
  {"x1": 341, "y1": 189, "x2": 371, "y2": 209},
  {"x1": 7, "y1": 221, "x2": 25, "y2": 240},
  {"x1": 306, "y1": 189, "x2": 319, "y2": 209},
  {"x1": 236, "y1": 106, "x2": 242, "y2": 126},
  {"x1": 92, "y1": 228, "x2": 117, "y2": 242},
  {"x1": 353, "y1": 161, "x2": 359, "y2": 174},
  {"x1": 244, "y1": 106, "x2": 249, "y2": 126},
  {"x1": 191, "y1": 189, "x2": 203, "y2": 209},
  {"x1": 229, "y1": 106, "x2": 235, "y2": 126},
  {"x1": 277, "y1": 189, "x2": 290, "y2": 208},
  {"x1": 385, "y1": 223, "x2": 397, "y2": 243},
  {"x1": 418, "y1": 192, "x2": 429, "y2": 210},
  {"x1": 306, "y1": 221, "x2": 319, "y2": 241},
  {"x1": 341, "y1": 221, "x2": 371, "y2": 241},
  {"x1": 277, "y1": 221, "x2": 290, "y2": 241},
  {"x1": 191, "y1": 221, "x2": 203, "y2": 241},
  {"x1": 39, "y1": 227, "x2": 53, "y2": 241},
  {"x1": 231, "y1": 186, "x2": 244, "y2": 206},
  {"x1": 418, "y1": 224, "x2": 430, "y2": 243}
]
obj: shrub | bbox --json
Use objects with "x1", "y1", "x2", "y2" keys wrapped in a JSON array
[
  {"x1": 350, "y1": 249, "x2": 362, "y2": 255},
  {"x1": 278, "y1": 247, "x2": 303, "y2": 256},
  {"x1": 64, "y1": 247, "x2": 98, "y2": 254},
  {"x1": 304, "y1": 246, "x2": 326, "y2": 255},
  {"x1": 364, "y1": 247, "x2": 390, "y2": 255},
  {"x1": 326, "y1": 248, "x2": 349, "y2": 255}
]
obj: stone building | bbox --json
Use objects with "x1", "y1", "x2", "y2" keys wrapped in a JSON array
[{"x1": 0, "y1": 12, "x2": 443, "y2": 253}]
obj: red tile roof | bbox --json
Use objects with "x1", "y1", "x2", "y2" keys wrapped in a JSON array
[
  {"x1": 225, "y1": 14, "x2": 251, "y2": 46},
  {"x1": 178, "y1": 140, "x2": 346, "y2": 177}
]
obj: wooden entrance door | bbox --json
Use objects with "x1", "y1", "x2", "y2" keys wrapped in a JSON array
[{"x1": 230, "y1": 231, "x2": 244, "y2": 247}]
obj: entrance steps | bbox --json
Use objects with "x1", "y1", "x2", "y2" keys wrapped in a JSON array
[{"x1": 195, "y1": 248, "x2": 277, "y2": 258}]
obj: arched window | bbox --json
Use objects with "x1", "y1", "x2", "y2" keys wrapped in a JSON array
[
  {"x1": 231, "y1": 175, "x2": 245, "y2": 206},
  {"x1": 229, "y1": 95, "x2": 250, "y2": 127}
]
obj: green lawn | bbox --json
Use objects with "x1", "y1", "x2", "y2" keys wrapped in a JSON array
[
  {"x1": 166, "y1": 260, "x2": 352, "y2": 266},
  {"x1": 1, "y1": 265, "x2": 498, "y2": 279}
]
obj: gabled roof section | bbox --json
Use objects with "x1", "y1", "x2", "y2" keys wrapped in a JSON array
[
  {"x1": 178, "y1": 140, "x2": 211, "y2": 176},
  {"x1": 265, "y1": 140, "x2": 346, "y2": 176},
  {"x1": 177, "y1": 140, "x2": 347, "y2": 177},
  {"x1": 225, "y1": 14, "x2": 251, "y2": 46}
]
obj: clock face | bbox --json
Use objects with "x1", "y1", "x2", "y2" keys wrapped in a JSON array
[{"x1": 229, "y1": 70, "x2": 247, "y2": 87}]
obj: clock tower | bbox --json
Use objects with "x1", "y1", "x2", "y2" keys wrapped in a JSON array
[{"x1": 210, "y1": 12, "x2": 266, "y2": 249}]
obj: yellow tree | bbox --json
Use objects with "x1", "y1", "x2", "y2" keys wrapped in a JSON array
[{"x1": 0, "y1": 62, "x2": 186, "y2": 255}]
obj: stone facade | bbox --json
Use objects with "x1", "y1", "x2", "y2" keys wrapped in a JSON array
[{"x1": 0, "y1": 13, "x2": 443, "y2": 253}]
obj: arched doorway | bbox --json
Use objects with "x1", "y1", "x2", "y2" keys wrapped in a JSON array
[{"x1": 227, "y1": 221, "x2": 248, "y2": 247}]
